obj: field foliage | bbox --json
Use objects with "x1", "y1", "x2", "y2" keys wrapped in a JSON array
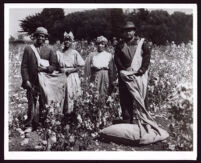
[{"x1": 8, "y1": 41, "x2": 193, "y2": 151}]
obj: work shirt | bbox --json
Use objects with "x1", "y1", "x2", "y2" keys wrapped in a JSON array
[
  {"x1": 21, "y1": 44, "x2": 57, "y2": 88},
  {"x1": 114, "y1": 38, "x2": 151, "y2": 74}
]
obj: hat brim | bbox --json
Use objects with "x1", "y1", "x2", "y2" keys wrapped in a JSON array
[
  {"x1": 34, "y1": 32, "x2": 48, "y2": 36},
  {"x1": 123, "y1": 26, "x2": 136, "y2": 30}
]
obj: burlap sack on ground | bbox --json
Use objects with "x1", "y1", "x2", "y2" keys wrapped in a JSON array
[{"x1": 100, "y1": 123, "x2": 169, "y2": 145}]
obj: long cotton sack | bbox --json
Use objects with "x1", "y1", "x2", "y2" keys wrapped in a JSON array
[
  {"x1": 101, "y1": 39, "x2": 169, "y2": 145},
  {"x1": 38, "y1": 72, "x2": 66, "y2": 105},
  {"x1": 30, "y1": 45, "x2": 66, "y2": 106}
]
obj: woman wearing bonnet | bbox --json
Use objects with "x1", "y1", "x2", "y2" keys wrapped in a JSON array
[
  {"x1": 56, "y1": 31, "x2": 85, "y2": 115},
  {"x1": 85, "y1": 36, "x2": 116, "y2": 100}
]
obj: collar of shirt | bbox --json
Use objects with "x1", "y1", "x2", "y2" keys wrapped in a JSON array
[
  {"x1": 34, "y1": 43, "x2": 45, "y2": 54},
  {"x1": 34, "y1": 43, "x2": 44, "y2": 48},
  {"x1": 126, "y1": 37, "x2": 138, "y2": 46}
]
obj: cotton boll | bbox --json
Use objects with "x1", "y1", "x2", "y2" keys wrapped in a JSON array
[
  {"x1": 41, "y1": 140, "x2": 48, "y2": 145},
  {"x1": 16, "y1": 128, "x2": 24, "y2": 134},
  {"x1": 20, "y1": 138, "x2": 29, "y2": 146},
  {"x1": 25, "y1": 132, "x2": 31, "y2": 138},
  {"x1": 48, "y1": 133, "x2": 57, "y2": 148},
  {"x1": 24, "y1": 127, "x2": 32, "y2": 133},
  {"x1": 20, "y1": 134, "x2": 25, "y2": 138},
  {"x1": 69, "y1": 135, "x2": 75, "y2": 143},
  {"x1": 34, "y1": 145, "x2": 43, "y2": 150},
  {"x1": 77, "y1": 114, "x2": 82, "y2": 123},
  {"x1": 49, "y1": 135, "x2": 57, "y2": 143}
]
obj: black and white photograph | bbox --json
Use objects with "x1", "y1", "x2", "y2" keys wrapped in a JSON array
[{"x1": 4, "y1": 3, "x2": 197, "y2": 160}]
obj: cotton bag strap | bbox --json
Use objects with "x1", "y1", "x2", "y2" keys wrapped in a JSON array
[
  {"x1": 30, "y1": 45, "x2": 49, "y2": 67},
  {"x1": 120, "y1": 38, "x2": 145, "y2": 72},
  {"x1": 30, "y1": 44, "x2": 42, "y2": 66},
  {"x1": 130, "y1": 38, "x2": 145, "y2": 71}
]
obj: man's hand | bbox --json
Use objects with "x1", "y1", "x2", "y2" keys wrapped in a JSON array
[
  {"x1": 126, "y1": 67, "x2": 133, "y2": 71},
  {"x1": 38, "y1": 66, "x2": 48, "y2": 72},
  {"x1": 65, "y1": 69, "x2": 72, "y2": 76},
  {"x1": 25, "y1": 81, "x2": 32, "y2": 89},
  {"x1": 66, "y1": 68, "x2": 79, "y2": 76},
  {"x1": 134, "y1": 69, "x2": 144, "y2": 76},
  {"x1": 60, "y1": 68, "x2": 66, "y2": 73}
]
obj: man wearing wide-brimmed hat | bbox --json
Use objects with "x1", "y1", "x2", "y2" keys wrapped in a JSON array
[
  {"x1": 21, "y1": 27, "x2": 57, "y2": 129},
  {"x1": 114, "y1": 21, "x2": 152, "y2": 123}
]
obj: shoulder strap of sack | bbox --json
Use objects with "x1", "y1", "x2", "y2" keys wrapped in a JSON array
[
  {"x1": 130, "y1": 38, "x2": 144, "y2": 68},
  {"x1": 30, "y1": 44, "x2": 41, "y2": 66},
  {"x1": 136, "y1": 38, "x2": 145, "y2": 57},
  {"x1": 136, "y1": 38, "x2": 145, "y2": 55}
]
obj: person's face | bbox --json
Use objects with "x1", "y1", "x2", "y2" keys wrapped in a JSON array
[
  {"x1": 64, "y1": 38, "x2": 72, "y2": 48},
  {"x1": 113, "y1": 40, "x2": 118, "y2": 46},
  {"x1": 90, "y1": 42, "x2": 94, "y2": 47},
  {"x1": 97, "y1": 42, "x2": 105, "y2": 52},
  {"x1": 35, "y1": 33, "x2": 46, "y2": 45},
  {"x1": 124, "y1": 28, "x2": 136, "y2": 40}
]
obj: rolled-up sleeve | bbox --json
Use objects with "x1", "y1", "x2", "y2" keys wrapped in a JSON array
[
  {"x1": 139, "y1": 42, "x2": 152, "y2": 73},
  {"x1": 76, "y1": 51, "x2": 85, "y2": 67},
  {"x1": 47, "y1": 49, "x2": 58, "y2": 73}
]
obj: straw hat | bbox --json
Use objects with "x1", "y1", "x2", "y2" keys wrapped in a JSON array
[{"x1": 34, "y1": 27, "x2": 48, "y2": 36}]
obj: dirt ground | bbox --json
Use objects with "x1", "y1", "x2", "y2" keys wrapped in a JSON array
[{"x1": 9, "y1": 109, "x2": 170, "y2": 151}]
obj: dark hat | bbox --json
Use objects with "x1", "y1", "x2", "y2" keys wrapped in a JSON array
[
  {"x1": 123, "y1": 21, "x2": 136, "y2": 30},
  {"x1": 34, "y1": 27, "x2": 48, "y2": 36}
]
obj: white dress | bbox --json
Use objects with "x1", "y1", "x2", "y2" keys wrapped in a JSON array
[{"x1": 57, "y1": 48, "x2": 85, "y2": 114}]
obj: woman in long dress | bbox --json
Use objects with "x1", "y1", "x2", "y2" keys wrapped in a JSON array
[
  {"x1": 56, "y1": 31, "x2": 85, "y2": 115},
  {"x1": 85, "y1": 36, "x2": 115, "y2": 100}
]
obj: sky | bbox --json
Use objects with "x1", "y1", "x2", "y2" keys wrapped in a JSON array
[
  {"x1": 9, "y1": 8, "x2": 193, "y2": 38},
  {"x1": 9, "y1": 8, "x2": 93, "y2": 37}
]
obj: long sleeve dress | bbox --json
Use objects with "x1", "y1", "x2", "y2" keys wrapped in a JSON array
[
  {"x1": 56, "y1": 48, "x2": 85, "y2": 114},
  {"x1": 85, "y1": 50, "x2": 115, "y2": 98}
]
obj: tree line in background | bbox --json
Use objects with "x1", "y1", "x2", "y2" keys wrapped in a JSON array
[{"x1": 19, "y1": 8, "x2": 192, "y2": 45}]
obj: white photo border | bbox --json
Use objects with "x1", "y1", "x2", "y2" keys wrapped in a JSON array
[{"x1": 4, "y1": 3, "x2": 197, "y2": 160}]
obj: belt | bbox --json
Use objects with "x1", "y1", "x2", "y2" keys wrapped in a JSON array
[{"x1": 91, "y1": 67, "x2": 109, "y2": 71}]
